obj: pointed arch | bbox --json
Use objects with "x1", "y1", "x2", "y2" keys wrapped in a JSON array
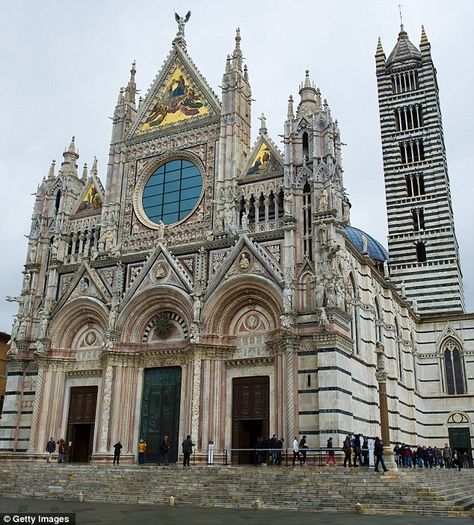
[{"x1": 441, "y1": 338, "x2": 466, "y2": 395}]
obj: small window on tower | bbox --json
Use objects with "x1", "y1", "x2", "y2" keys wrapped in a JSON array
[
  {"x1": 416, "y1": 242, "x2": 426, "y2": 262},
  {"x1": 302, "y1": 132, "x2": 309, "y2": 160}
]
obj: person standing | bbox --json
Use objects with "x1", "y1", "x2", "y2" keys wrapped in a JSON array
[
  {"x1": 443, "y1": 443, "x2": 452, "y2": 469},
  {"x1": 374, "y1": 437, "x2": 388, "y2": 473},
  {"x1": 138, "y1": 438, "x2": 147, "y2": 464},
  {"x1": 46, "y1": 437, "x2": 56, "y2": 463},
  {"x1": 160, "y1": 435, "x2": 171, "y2": 465},
  {"x1": 113, "y1": 441, "x2": 123, "y2": 465},
  {"x1": 292, "y1": 436, "x2": 299, "y2": 467},
  {"x1": 326, "y1": 437, "x2": 336, "y2": 466},
  {"x1": 182, "y1": 435, "x2": 194, "y2": 467},
  {"x1": 362, "y1": 438, "x2": 369, "y2": 466},
  {"x1": 57, "y1": 439, "x2": 66, "y2": 464},
  {"x1": 353, "y1": 434, "x2": 363, "y2": 467},
  {"x1": 343, "y1": 434, "x2": 352, "y2": 467}
]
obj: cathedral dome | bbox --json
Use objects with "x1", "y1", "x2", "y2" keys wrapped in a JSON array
[{"x1": 344, "y1": 225, "x2": 389, "y2": 261}]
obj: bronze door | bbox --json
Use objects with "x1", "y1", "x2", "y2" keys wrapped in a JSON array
[
  {"x1": 140, "y1": 367, "x2": 182, "y2": 463},
  {"x1": 66, "y1": 386, "x2": 97, "y2": 462},
  {"x1": 232, "y1": 376, "x2": 269, "y2": 464}
]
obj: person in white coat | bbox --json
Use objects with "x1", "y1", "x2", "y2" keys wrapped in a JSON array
[{"x1": 292, "y1": 436, "x2": 299, "y2": 466}]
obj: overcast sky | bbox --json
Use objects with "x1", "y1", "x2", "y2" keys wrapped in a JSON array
[{"x1": 0, "y1": 0, "x2": 473, "y2": 333}]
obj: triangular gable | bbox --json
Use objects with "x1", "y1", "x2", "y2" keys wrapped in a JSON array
[
  {"x1": 241, "y1": 135, "x2": 284, "y2": 179},
  {"x1": 128, "y1": 45, "x2": 221, "y2": 139},
  {"x1": 119, "y1": 243, "x2": 194, "y2": 311},
  {"x1": 204, "y1": 234, "x2": 284, "y2": 301},
  {"x1": 52, "y1": 263, "x2": 111, "y2": 316},
  {"x1": 75, "y1": 181, "x2": 103, "y2": 214}
]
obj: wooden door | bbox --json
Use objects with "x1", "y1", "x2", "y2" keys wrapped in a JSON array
[
  {"x1": 66, "y1": 386, "x2": 97, "y2": 462},
  {"x1": 232, "y1": 376, "x2": 269, "y2": 464}
]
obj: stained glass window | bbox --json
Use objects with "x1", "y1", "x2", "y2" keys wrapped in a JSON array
[{"x1": 142, "y1": 159, "x2": 202, "y2": 225}]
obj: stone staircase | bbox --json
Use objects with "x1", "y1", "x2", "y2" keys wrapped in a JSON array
[{"x1": 0, "y1": 463, "x2": 473, "y2": 517}]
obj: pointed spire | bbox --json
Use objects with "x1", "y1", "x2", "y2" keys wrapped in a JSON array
[
  {"x1": 125, "y1": 60, "x2": 137, "y2": 105},
  {"x1": 376, "y1": 37, "x2": 385, "y2": 55},
  {"x1": 82, "y1": 163, "x2": 88, "y2": 182},
  {"x1": 258, "y1": 113, "x2": 267, "y2": 134},
  {"x1": 232, "y1": 28, "x2": 243, "y2": 71},
  {"x1": 287, "y1": 95, "x2": 294, "y2": 119},
  {"x1": 91, "y1": 156, "x2": 98, "y2": 175},
  {"x1": 420, "y1": 25, "x2": 429, "y2": 45},
  {"x1": 62, "y1": 136, "x2": 79, "y2": 176},
  {"x1": 67, "y1": 136, "x2": 77, "y2": 155},
  {"x1": 304, "y1": 69, "x2": 311, "y2": 89},
  {"x1": 47, "y1": 160, "x2": 56, "y2": 180}
]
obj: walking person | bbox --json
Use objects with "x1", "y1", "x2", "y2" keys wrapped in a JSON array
[
  {"x1": 343, "y1": 434, "x2": 352, "y2": 467},
  {"x1": 362, "y1": 438, "x2": 369, "y2": 466},
  {"x1": 299, "y1": 435, "x2": 308, "y2": 466},
  {"x1": 182, "y1": 435, "x2": 194, "y2": 467},
  {"x1": 326, "y1": 437, "x2": 336, "y2": 466},
  {"x1": 443, "y1": 443, "x2": 452, "y2": 469},
  {"x1": 270, "y1": 434, "x2": 278, "y2": 465},
  {"x1": 113, "y1": 441, "x2": 123, "y2": 465},
  {"x1": 138, "y1": 438, "x2": 147, "y2": 464},
  {"x1": 46, "y1": 437, "x2": 56, "y2": 463},
  {"x1": 57, "y1": 439, "x2": 66, "y2": 463},
  {"x1": 374, "y1": 436, "x2": 388, "y2": 473},
  {"x1": 292, "y1": 436, "x2": 299, "y2": 467},
  {"x1": 353, "y1": 434, "x2": 363, "y2": 467},
  {"x1": 160, "y1": 435, "x2": 171, "y2": 465},
  {"x1": 276, "y1": 437, "x2": 284, "y2": 465}
]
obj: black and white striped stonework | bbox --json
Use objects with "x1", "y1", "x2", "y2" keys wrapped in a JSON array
[{"x1": 376, "y1": 28, "x2": 465, "y2": 314}]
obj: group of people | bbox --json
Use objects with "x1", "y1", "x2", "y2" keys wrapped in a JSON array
[
  {"x1": 45, "y1": 437, "x2": 68, "y2": 463},
  {"x1": 342, "y1": 434, "x2": 388, "y2": 472},
  {"x1": 134, "y1": 434, "x2": 195, "y2": 466},
  {"x1": 393, "y1": 443, "x2": 470, "y2": 470},
  {"x1": 254, "y1": 435, "x2": 286, "y2": 465}
]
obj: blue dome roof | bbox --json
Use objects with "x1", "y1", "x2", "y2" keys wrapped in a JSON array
[{"x1": 344, "y1": 225, "x2": 389, "y2": 261}]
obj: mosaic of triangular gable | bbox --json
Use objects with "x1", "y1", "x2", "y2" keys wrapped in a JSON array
[
  {"x1": 139, "y1": 64, "x2": 210, "y2": 133},
  {"x1": 76, "y1": 182, "x2": 102, "y2": 213},
  {"x1": 246, "y1": 142, "x2": 282, "y2": 177}
]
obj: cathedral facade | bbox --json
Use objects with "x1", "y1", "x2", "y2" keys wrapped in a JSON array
[{"x1": 0, "y1": 17, "x2": 472, "y2": 464}]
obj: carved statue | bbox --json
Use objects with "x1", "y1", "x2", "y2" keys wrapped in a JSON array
[
  {"x1": 239, "y1": 253, "x2": 251, "y2": 270},
  {"x1": 401, "y1": 281, "x2": 407, "y2": 299},
  {"x1": 342, "y1": 198, "x2": 351, "y2": 223},
  {"x1": 283, "y1": 192, "x2": 293, "y2": 215},
  {"x1": 193, "y1": 295, "x2": 202, "y2": 322},
  {"x1": 241, "y1": 212, "x2": 249, "y2": 231},
  {"x1": 39, "y1": 309, "x2": 49, "y2": 338},
  {"x1": 157, "y1": 220, "x2": 166, "y2": 241},
  {"x1": 319, "y1": 307, "x2": 329, "y2": 330},
  {"x1": 283, "y1": 285, "x2": 293, "y2": 313},
  {"x1": 189, "y1": 322, "x2": 199, "y2": 343},
  {"x1": 318, "y1": 222, "x2": 327, "y2": 246},
  {"x1": 383, "y1": 260, "x2": 390, "y2": 278},
  {"x1": 29, "y1": 244, "x2": 37, "y2": 264},
  {"x1": 361, "y1": 234, "x2": 368, "y2": 254},
  {"x1": 175, "y1": 11, "x2": 191, "y2": 39},
  {"x1": 79, "y1": 277, "x2": 89, "y2": 293},
  {"x1": 318, "y1": 188, "x2": 328, "y2": 212},
  {"x1": 224, "y1": 208, "x2": 238, "y2": 235}
]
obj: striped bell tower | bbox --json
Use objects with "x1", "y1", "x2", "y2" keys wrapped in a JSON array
[{"x1": 375, "y1": 24, "x2": 465, "y2": 314}]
